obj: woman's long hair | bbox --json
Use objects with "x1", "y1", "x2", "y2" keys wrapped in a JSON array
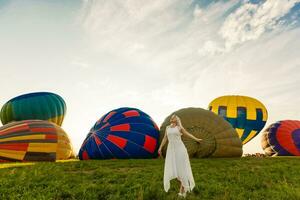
[{"x1": 172, "y1": 114, "x2": 184, "y2": 129}]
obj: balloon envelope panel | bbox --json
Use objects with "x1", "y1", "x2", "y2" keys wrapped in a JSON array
[
  {"x1": 209, "y1": 95, "x2": 268, "y2": 144},
  {"x1": 160, "y1": 107, "x2": 242, "y2": 158},
  {"x1": 0, "y1": 120, "x2": 74, "y2": 162},
  {"x1": 261, "y1": 120, "x2": 300, "y2": 156},
  {"x1": 1, "y1": 92, "x2": 66, "y2": 126},
  {"x1": 79, "y1": 107, "x2": 160, "y2": 159}
]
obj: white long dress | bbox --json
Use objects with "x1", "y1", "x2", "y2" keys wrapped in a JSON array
[{"x1": 163, "y1": 125, "x2": 195, "y2": 193}]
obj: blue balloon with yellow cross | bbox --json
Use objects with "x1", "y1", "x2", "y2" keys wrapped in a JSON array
[{"x1": 209, "y1": 95, "x2": 268, "y2": 145}]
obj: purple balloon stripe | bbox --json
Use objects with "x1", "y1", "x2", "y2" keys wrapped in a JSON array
[
  {"x1": 292, "y1": 129, "x2": 300, "y2": 151},
  {"x1": 268, "y1": 122, "x2": 293, "y2": 156}
]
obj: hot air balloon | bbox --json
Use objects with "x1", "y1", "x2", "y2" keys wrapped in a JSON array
[
  {"x1": 160, "y1": 107, "x2": 242, "y2": 158},
  {"x1": 79, "y1": 107, "x2": 160, "y2": 160},
  {"x1": 209, "y1": 95, "x2": 268, "y2": 144},
  {"x1": 261, "y1": 120, "x2": 300, "y2": 156},
  {"x1": 0, "y1": 120, "x2": 74, "y2": 162},
  {"x1": 1, "y1": 92, "x2": 66, "y2": 126}
]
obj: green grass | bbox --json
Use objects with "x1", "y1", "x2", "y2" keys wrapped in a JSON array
[{"x1": 0, "y1": 157, "x2": 299, "y2": 200}]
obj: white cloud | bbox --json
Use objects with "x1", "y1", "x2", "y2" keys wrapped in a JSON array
[
  {"x1": 198, "y1": 40, "x2": 224, "y2": 56},
  {"x1": 71, "y1": 60, "x2": 90, "y2": 69},
  {"x1": 220, "y1": 0, "x2": 300, "y2": 49}
]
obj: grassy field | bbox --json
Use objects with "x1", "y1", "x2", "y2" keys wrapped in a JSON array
[{"x1": 0, "y1": 157, "x2": 299, "y2": 200}]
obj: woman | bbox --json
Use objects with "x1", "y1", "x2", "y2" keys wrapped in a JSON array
[{"x1": 158, "y1": 114, "x2": 202, "y2": 198}]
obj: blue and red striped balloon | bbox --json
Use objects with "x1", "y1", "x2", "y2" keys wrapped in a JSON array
[
  {"x1": 261, "y1": 120, "x2": 300, "y2": 156},
  {"x1": 79, "y1": 107, "x2": 160, "y2": 159}
]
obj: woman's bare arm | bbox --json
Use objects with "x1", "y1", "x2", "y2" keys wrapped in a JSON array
[
  {"x1": 180, "y1": 127, "x2": 202, "y2": 142},
  {"x1": 158, "y1": 129, "x2": 168, "y2": 154}
]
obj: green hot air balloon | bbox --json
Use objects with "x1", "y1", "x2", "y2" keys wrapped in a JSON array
[
  {"x1": 160, "y1": 107, "x2": 243, "y2": 158},
  {"x1": 1, "y1": 92, "x2": 66, "y2": 126}
]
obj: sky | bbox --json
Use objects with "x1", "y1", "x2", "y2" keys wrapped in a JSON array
[{"x1": 0, "y1": 0, "x2": 300, "y2": 154}]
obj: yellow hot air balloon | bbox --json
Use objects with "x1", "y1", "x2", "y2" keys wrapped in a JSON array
[{"x1": 209, "y1": 95, "x2": 268, "y2": 144}]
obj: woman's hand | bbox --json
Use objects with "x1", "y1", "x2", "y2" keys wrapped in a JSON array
[
  {"x1": 158, "y1": 148, "x2": 162, "y2": 156},
  {"x1": 196, "y1": 138, "x2": 202, "y2": 143}
]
